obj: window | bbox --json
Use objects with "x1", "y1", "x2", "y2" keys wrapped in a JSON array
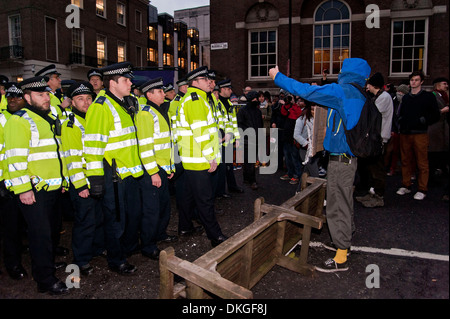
[
  {"x1": 72, "y1": 28, "x2": 84, "y2": 64},
  {"x1": 117, "y1": 2, "x2": 126, "y2": 26},
  {"x1": 97, "y1": 34, "x2": 107, "y2": 67},
  {"x1": 178, "y1": 57, "x2": 186, "y2": 69},
  {"x1": 136, "y1": 46, "x2": 143, "y2": 67},
  {"x1": 117, "y1": 41, "x2": 126, "y2": 62},
  {"x1": 147, "y1": 48, "x2": 157, "y2": 63},
  {"x1": 163, "y1": 53, "x2": 173, "y2": 67},
  {"x1": 391, "y1": 19, "x2": 427, "y2": 75},
  {"x1": 96, "y1": 0, "x2": 106, "y2": 18},
  {"x1": 191, "y1": 61, "x2": 198, "y2": 71},
  {"x1": 163, "y1": 33, "x2": 172, "y2": 46},
  {"x1": 45, "y1": 17, "x2": 58, "y2": 61},
  {"x1": 313, "y1": 0, "x2": 350, "y2": 75},
  {"x1": 135, "y1": 10, "x2": 142, "y2": 32},
  {"x1": 249, "y1": 30, "x2": 277, "y2": 79},
  {"x1": 191, "y1": 44, "x2": 199, "y2": 56},
  {"x1": 148, "y1": 26, "x2": 157, "y2": 41},
  {"x1": 8, "y1": 15, "x2": 22, "y2": 46},
  {"x1": 71, "y1": 0, "x2": 83, "y2": 9}
]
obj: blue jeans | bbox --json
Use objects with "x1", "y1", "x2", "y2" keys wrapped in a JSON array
[{"x1": 283, "y1": 142, "x2": 303, "y2": 178}]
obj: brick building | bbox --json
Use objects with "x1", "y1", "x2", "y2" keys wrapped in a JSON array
[
  {"x1": 210, "y1": 0, "x2": 449, "y2": 94},
  {"x1": 0, "y1": 0, "x2": 149, "y2": 82}
]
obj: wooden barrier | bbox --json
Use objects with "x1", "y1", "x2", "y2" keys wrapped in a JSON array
[{"x1": 159, "y1": 177, "x2": 327, "y2": 299}]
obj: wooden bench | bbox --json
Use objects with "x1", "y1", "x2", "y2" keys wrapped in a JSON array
[{"x1": 159, "y1": 177, "x2": 327, "y2": 299}]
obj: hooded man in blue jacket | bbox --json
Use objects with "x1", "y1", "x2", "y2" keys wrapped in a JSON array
[{"x1": 269, "y1": 58, "x2": 371, "y2": 272}]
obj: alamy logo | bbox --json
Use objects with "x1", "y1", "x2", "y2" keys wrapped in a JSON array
[
  {"x1": 66, "y1": 4, "x2": 80, "y2": 29},
  {"x1": 366, "y1": 4, "x2": 380, "y2": 29}
]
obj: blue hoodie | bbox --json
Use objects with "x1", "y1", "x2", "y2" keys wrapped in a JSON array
[{"x1": 274, "y1": 58, "x2": 371, "y2": 156}]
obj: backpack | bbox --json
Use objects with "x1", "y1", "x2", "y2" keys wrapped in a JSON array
[{"x1": 343, "y1": 83, "x2": 383, "y2": 158}]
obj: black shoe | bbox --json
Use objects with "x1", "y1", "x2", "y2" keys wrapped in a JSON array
[
  {"x1": 178, "y1": 226, "x2": 204, "y2": 237},
  {"x1": 55, "y1": 246, "x2": 69, "y2": 256},
  {"x1": 221, "y1": 193, "x2": 232, "y2": 198},
  {"x1": 80, "y1": 264, "x2": 94, "y2": 276},
  {"x1": 211, "y1": 235, "x2": 228, "y2": 248},
  {"x1": 158, "y1": 235, "x2": 179, "y2": 243},
  {"x1": 108, "y1": 262, "x2": 137, "y2": 275},
  {"x1": 7, "y1": 265, "x2": 28, "y2": 280},
  {"x1": 315, "y1": 258, "x2": 349, "y2": 273},
  {"x1": 38, "y1": 280, "x2": 69, "y2": 295},
  {"x1": 55, "y1": 261, "x2": 67, "y2": 270},
  {"x1": 142, "y1": 248, "x2": 161, "y2": 260},
  {"x1": 229, "y1": 187, "x2": 244, "y2": 193}
]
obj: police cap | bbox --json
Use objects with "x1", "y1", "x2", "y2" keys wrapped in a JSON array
[
  {"x1": 0, "y1": 75, "x2": 9, "y2": 85},
  {"x1": 19, "y1": 76, "x2": 50, "y2": 92},
  {"x1": 35, "y1": 64, "x2": 61, "y2": 77},
  {"x1": 139, "y1": 77, "x2": 165, "y2": 93},
  {"x1": 164, "y1": 83, "x2": 174, "y2": 93},
  {"x1": 87, "y1": 68, "x2": 103, "y2": 80},
  {"x1": 100, "y1": 62, "x2": 134, "y2": 78},
  {"x1": 217, "y1": 79, "x2": 232, "y2": 88},
  {"x1": 65, "y1": 81, "x2": 95, "y2": 99},
  {"x1": 186, "y1": 66, "x2": 209, "y2": 82},
  {"x1": 208, "y1": 70, "x2": 216, "y2": 80},
  {"x1": 176, "y1": 77, "x2": 188, "y2": 87},
  {"x1": 5, "y1": 82, "x2": 23, "y2": 97}
]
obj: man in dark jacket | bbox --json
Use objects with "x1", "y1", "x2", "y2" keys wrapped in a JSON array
[
  {"x1": 237, "y1": 91, "x2": 263, "y2": 190},
  {"x1": 396, "y1": 71, "x2": 440, "y2": 201}
]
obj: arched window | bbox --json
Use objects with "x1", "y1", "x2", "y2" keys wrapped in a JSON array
[{"x1": 313, "y1": 0, "x2": 350, "y2": 76}]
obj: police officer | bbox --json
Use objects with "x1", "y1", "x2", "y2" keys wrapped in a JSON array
[
  {"x1": 61, "y1": 82, "x2": 104, "y2": 276},
  {"x1": 4, "y1": 76, "x2": 69, "y2": 295},
  {"x1": 161, "y1": 83, "x2": 175, "y2": 114},
  {"x1": 135, "y1": 77, "x2": 177, "y2": 260},
  {"x1": 176, "y1": 66, "x2": 227, "y2": 247},
  {"x1": 35, "y1": 64, "x2": 71, "y2": 120},
  {"x1": 217, "y1": 79, "x2": 244, "y2": 194},
  {"x1": 0, "y1": 82, "x2": 28, "y2": 280},
  {"x1": 0, "y1": 75, "x2": 9, "y2": 112},
  {"x1": 87, "y1": 68, "x2": 104, "y2": 96},
  {"x1": 84, "y1": 62, "x2": 141, "y2": 275}
]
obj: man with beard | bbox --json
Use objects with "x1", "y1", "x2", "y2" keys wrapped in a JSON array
[{"x1": 4, "y1": 76, "x2": 69, "y2": 294}]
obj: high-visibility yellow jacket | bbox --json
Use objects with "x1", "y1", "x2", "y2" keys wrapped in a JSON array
[
  {"x1": 168, "y1": 93, "x2": 185, "y2": 141},
  {"x1": 50, "y1": 92, "x2": 71, "y2": 121},
  {"x1": 222, "y1": 97, "x2": 241, "y2": 145},
  {"x1": 209, "y1": 94, "x2": 226, "y2": 134},
  {"x1": 135, "y1": 101, "x2": 175, "y2": 176},
  {"x1": 84, "y1": 92, "x2": 143, "y2": 180},
  {"x1": 0, "y1": 95, "x2": 7, "y2": 112},
  {"x1": 0, "y1": 110, "x2": 12, "y2": 185},
  {"x1": 4, "y1": 107, "x2": 67, "y2": 194},
  {"x1": 176, "y1": 87, "x2": 220, "y2": 170},
  {"x1": 61, "y1": 112, "x2": 89, "y2": 190}
]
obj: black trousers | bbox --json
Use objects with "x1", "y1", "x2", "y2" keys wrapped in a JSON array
[
  {"x1": 355, "y1": 149, "x2": 387, "y2": 197},
  {"x1": 17, "y1": 189, "x2": 60, "y2": 287},
  {"x1": 243, "y1": 143, "x2": 256, "y2": 184},
  {"x1": 0, "y1": 193, "x2": 26, "y2": 270},
  {"x1": 178, "y1": 169, "x2": 223, "y2": 240},
  {"x1": 69, "y1": 184, "x2": 104, "y2": 267}
]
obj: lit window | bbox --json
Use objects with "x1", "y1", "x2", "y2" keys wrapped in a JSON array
[
  {"x1": 117, "y1": 2, "x2": 126, "y2": 26},
  {"x1": 147, "y1": 48, "x2": 157, "y2": 63},
  {"x1": 118, "y1": 41, "x2": 126, "y2": 62},
  {"x1": 148, "y1": 26, "x2": 157, "y2": 41},
  {"x1": 313, "y1": 0, "x2": 350, "y2": 75},
  {"x1": 97, "y1": 34, "x2": 107, "y2": 67},
  {"x1": 96, "y1": 0, "x2": 106, "y2": 18},
  {"x1": 72, "y1": 28, "x2": 84, "y2": 64},
  {"x1": 391, "y1": 19, "x2": 427, "y2": 75},
  {"x1": 163, "y1": 53, "x2": 173, "y2": 66},
  {"x1": 71, "y1": 0, "x2": 83, "y2": 8}
]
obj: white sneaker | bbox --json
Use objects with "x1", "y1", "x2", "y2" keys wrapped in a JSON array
[
  {"x1": 396, "y1": 187, "x2": 411, "y2": 195},
  {"x1": 413, "y1": 192, "x2": 426, "y2": 200}
]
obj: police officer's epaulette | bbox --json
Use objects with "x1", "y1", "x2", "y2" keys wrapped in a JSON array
[
  {"x1": 142, "y1": 105, "x2": 151, "y2": 112},
  {"x1": 94, "y1": 96, "x2": 106, "y2": 105},
  {"x1": 175, "y1": 95, "x2": 181, "y2": 101},
  {"x1": 67, "y1": 113, "x2": 75, "y2": 128},
  {"x1": 191, "y1": 92, "x2": 199, "y2": 101},
  {"x1": 14, "y1": 110, "x2": 27, "y2": 117}
]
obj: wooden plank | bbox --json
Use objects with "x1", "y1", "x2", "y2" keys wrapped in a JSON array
[
  {"x1": 159, "y1": 247, "x2": 175, "y2": 299},
  {"x1": 249, "y1": 256, "x2": 278, "y2": 288},
  {"x1": 254, "y1": 197, "x2": 264, "y2": 221},
  {"x1": 166, "y1": 254, "x2": 253, "y2": 299},
  {"x1": 277, "y1": 255, "x2": 315, "y2": 276},
  {"x1": 240, "y1": 240, "x2": 254, "y2": 288},
  {"x1": 260, "y1": 203, "x2": 323, "y2": 229},
  {"x1": 195, "y1": 212, "x2": 279, "y2": 269},
  {"x1": 299, "y1": 225, "x2": 312, "y2": 265},
  {"x1": 280, "y1": 180, "x2": 325, "y2": 210}
]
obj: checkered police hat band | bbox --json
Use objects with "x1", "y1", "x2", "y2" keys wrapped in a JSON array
[
  {"x1": 6, "y1": 85, "x2": 23, "y2": 95},
  {"x1": 103, "y1": 67, "x2": 132, "y2": 76},
  {"x1": 142, "y1": 80, "x2": 164, "y2": 92},
  {"x1": 21, "y1": 79, "x2": 48, "y2": 90},
  {"x1": 188, "y1": 69, "x2": 208, "y2": 81}
]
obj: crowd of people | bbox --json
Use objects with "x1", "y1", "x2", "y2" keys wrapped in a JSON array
[{"x1": 0, "y1": 58, "x2": 448, "y2": 295}]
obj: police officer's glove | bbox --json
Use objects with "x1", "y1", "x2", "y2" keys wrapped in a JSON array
[
  {"x1": 0, "y1": 181, "x2": 12, "y2": 199},
  {"x1": 88, "y1": 176, "x2": 105, "y2": 198}
]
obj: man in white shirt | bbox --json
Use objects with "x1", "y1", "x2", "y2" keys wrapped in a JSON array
[{"x1": 355, "y1": 72, "x2": 393, "y2": 207}]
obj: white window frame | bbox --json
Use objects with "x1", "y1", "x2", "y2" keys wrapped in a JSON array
[
  {"x1": 8, "y1": 14, "x2": 22, "y2": 47},
  {"x1": 248, "y1": 28, "x2": 278, "y2": 80},
  {"x1": 97, "y1": 34, "x2": 107, "y2": 67},
  {"x1": 389, "y1": 18, "x2": 428, "y2": 77},
  {"x1": 312, "y1": 0, "x2": 351, "y2": 77},
  {"x1": 117, "y1": 41, "x2": 127, "y2": 63},
  {"x1": 96, "y1": 0, "x2": 106, "y2": 18},
  {"x1": 117, "y1": 1, "x2": 126, "y2": 26},
  {"x1": 44, "y1": 16, "x2": 58, "y2": 62},
  {"x1": 135, "y1": 10, "x2": 142, "y2": 32},
  {"x1": 72, "y1": 28, "x2": 84, "y2": 64}
]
